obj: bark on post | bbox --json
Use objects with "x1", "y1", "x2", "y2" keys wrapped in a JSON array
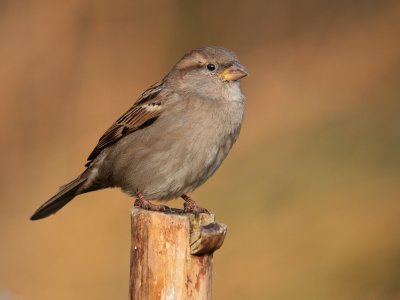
[{"x1": 129, "y1": 207, "x2": 227, "y2": 300}]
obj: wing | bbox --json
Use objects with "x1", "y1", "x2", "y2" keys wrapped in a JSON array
[{"x1": 85, "y1": 81, "x2": 165, "y2": 166}]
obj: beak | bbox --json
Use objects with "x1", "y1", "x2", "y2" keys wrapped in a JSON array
[{"x1": 220, "y1": 62, "x2": 249, "y2": 81}]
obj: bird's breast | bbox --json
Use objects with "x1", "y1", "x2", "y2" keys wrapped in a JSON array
[{"x1": 156, "y1": 95, "x2": 245, "y2": 186}]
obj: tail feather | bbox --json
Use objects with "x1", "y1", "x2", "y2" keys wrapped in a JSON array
[{"x1": 30, "y1": 176, "x2": 87, "y2": 220}]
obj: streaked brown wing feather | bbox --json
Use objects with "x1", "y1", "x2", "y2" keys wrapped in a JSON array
[{"x1": 85, "y1": 82, "x2": 165, "y2": 166}]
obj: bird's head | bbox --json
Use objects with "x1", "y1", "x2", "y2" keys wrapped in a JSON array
[{"x1": 167, "y1": 46, "x2": 248, "y2": 100}]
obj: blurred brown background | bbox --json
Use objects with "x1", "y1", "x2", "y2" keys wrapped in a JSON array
[{"x1": 1, "y1": 1, "x2": 400, "y2": 299}]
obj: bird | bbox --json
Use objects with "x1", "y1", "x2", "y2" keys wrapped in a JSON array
[{"x1": 30, "y1": 46, "x2": 248, "y2": 220}]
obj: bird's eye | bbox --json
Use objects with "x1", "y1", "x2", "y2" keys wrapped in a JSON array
[{"x1": 206, "y1": 63, "x2": 216, "y2": 71}]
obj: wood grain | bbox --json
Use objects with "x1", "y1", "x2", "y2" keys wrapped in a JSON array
[{"x1": 130, "y1": 208, "x2": 227, "y2": 300}]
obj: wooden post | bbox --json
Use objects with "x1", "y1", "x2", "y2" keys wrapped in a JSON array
[{"x1": 129, "y1": 207, "x2": 227, "y2": 300}]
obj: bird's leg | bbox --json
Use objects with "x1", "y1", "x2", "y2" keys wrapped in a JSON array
[
  {"x1": 181, "y1": 194, "x2": 209, "y2": 214},
  {"x1": 134, "y1": 191, "x2": 171, "y2": 212}
]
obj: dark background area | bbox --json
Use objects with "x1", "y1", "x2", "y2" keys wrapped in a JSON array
[{"x1": 1, "y1": 1, "x2": 400, "y2": 299}]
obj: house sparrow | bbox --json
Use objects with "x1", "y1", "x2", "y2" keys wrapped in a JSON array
[{"x1": 30, "y1": 46, "x2": 248, "y2": 220}]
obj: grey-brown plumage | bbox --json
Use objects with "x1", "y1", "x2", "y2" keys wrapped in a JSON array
[{"x1": 31, "y1": 46, "x2": 248, "y2": 220}]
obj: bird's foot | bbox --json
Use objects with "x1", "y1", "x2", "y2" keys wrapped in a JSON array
[
  {"x1": 181, "y1": 194, "x2": 209, "y2": 214},
  {"x1": 134, "y1": 191, "x2": 171, "y2": 212}
]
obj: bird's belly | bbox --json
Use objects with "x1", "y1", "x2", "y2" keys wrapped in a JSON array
[{"x1": 105, "y1": 123, "x2": 237, "y2": 200}]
